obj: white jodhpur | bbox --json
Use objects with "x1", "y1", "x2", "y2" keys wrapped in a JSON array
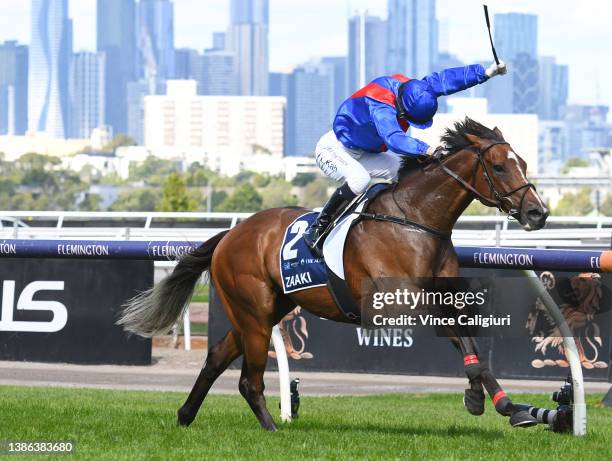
[{"x1": 314, "y1": 130, "x2": 402, "y2": 194}]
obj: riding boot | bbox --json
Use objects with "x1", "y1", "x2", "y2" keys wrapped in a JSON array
[{"x1": 303, "y1": 183, "x2": 357, "y2": 253}]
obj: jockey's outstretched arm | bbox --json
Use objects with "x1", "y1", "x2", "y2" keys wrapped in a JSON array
[
  {"x1": 421, "y1": 64, "x2": 488, "y2": 97},
  {"x1": 367, "y1": 99, "x2": 430, "y2": 157}
]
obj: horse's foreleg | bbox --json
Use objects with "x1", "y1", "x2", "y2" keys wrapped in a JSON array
[
  {"x1": 452, "y1": 334, "x2": 537, "y2": 427},
  {"x1": 447, "y1": 334, "x2": 485, "y2": 416},
  {"x1": 242, "y1": 328, "x2": 277, "y2": 431},
  {"x1": 177, "y1": 328, "x2": 242, "y2": 427},
  {"x1": 457, "y1": 335, "x2": 538, "y2": 427},
  {"x1": 478, "y1": 366, "x2": 537, "y2": 427}
]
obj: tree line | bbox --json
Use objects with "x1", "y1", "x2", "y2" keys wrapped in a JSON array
[
  {"x1": 0, "y1": 152, "x2": 333, "y2": 212},
  {"x1": 0, "y1": 151, "x2": 608, "y2": 215}
]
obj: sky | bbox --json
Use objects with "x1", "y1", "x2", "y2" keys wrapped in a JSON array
[{"x1": 1, "y1": 0, "x2": 610, "y2": 107}]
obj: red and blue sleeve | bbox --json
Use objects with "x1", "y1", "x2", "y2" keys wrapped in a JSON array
[
  {"x1": 421, "y1": 64, "x2": 488, "y2": 97},
  {"x1": 367, "y1": 98, "x2": 429, "y2": 156}
]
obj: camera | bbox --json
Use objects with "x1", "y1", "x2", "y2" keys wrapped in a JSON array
[
  {"x1": 550, "y1": 375, "x2": 573, "y2": 433},
  {"x1": 280, "y1": 378, "x2": 300, "y2": 419},
  {"x1": 290, "y1": 378, "x2": 300, "y2": 419},
  {"x1": 552, "y1": 376, "x2": 573, "y2": 406}
]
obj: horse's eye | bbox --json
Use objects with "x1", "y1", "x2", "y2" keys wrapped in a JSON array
[{"x1": 493, "y1": 164, "x2": 505, "y2": 174}]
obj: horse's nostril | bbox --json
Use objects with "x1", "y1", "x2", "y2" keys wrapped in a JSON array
[
  {"x1": 526, "y1": 207, "x2": 549, "y2": 224},
  {"x1": 527, "y1": 208, "x2": 542, "y2": 218}
]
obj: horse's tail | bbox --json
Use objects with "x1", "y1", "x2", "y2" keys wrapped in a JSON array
[{"x1": 117, "y1": 230, "x2": 229, "y2": 337}]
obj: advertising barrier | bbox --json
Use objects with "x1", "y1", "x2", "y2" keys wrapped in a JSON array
[
  {"x1": 0, "y1": 239, "x2": 609, "y2": 377},
  {"x1": 0, "y1": 258, "x2": 152, "y2": 365},
  {"x1": 210, "y1": 268, "x2": 612, "y2": 382}
]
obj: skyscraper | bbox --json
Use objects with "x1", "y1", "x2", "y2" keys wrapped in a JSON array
[
  {"x1": 286, "y1": 66, "x2": 333, "y2": 156},
  {"x1": 97, "y1": 0, "x2": 138, "y2": 134},
  {"x1": 231, "y1": 0, "x2": 269, "y2": 24},
  {"x1": 538, "y1": 56, "x2": 568, "y2": 120},
  {"x1": 227, "y1": 0, "x2": 269, "y2": 95},
  {"x1": 482, "y1": 67, "x2": 514, "y2": 113},
  {"x1": 174, "y1": 48, "x2": 200, "y2": 80},
  {"x1": 321, "y1": 57, "x2": 348, "y2": 112},
  {"x1": 71, "y1": 51, "x2": 105, "y2": 139},
  {"x1": 28, "y1": 0, "x2": 72, "y2": 138},
  {"x1": 512, "y1": 54, "x2": 539, "y2": 114},
  {"x1": 212, "y1": 32, "x2": 226, "y2": 51},
  {"x1": 0, "y1": 41, "x2": 28, "y2": 135},
  {"x1": 268, "y1": 72, "x2": 289, "y2": 97},
  {"x1": 489, "y1": 13, "x2": 539, "y2": 115},
  {"x1": 494, "y1": 13, "x2": 538, "y2": 60},
  {"x1": 539, "y1": 121, "x2": 568, "y2": 173},
  {"x1": 126, "y1": 80, "x2": 150, "y2": 145},
  {"x1": 138, "y1": 0, "x2": 176, "y2": 82},
  {"x1": 348, "y1": 13, "x2": 386, "y2": 91},
  {"x1": 199, "y1": 51, "x2": 239, "y2": 95},
  {"x1": 386, "y1": 0, "x2": 438, "y2": 78}
]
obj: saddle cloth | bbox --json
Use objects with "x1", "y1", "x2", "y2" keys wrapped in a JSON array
[
  {"x1": 279, "y1": 212, "x2": 328, "y2": 293},
  {"x1": 279, "y1": 183, "x2": 388, "y2": 295}
]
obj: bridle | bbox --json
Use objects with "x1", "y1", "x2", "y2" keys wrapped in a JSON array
[
  {"x1": 357, "y1": 140, "x2": 537, "y2": 239},
  {"x1": 436, "y1": 141, "x2": 536, "y2": 219}
]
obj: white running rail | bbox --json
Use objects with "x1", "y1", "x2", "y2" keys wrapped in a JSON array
[{"x1": 1, "y1": 211, "x2": 611, "y2": 248}]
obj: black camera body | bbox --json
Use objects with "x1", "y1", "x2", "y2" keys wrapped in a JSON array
[
  {"x1": 280, "y1": 378, "x2": 301, "y2": 419},
  {"x1": 552, "y1": 380, "x2": 573, "y2": 406},
  {"x1": 551, "y1": 376, "x2": 574, "y2": 433},
  {"x1": 290, "y1": 378, "x2": 300, "y2": 419}
]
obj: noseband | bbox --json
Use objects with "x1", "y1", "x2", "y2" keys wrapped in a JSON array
[{"x1": 436, "y1": 142, "x2": 536, "y2": 219}]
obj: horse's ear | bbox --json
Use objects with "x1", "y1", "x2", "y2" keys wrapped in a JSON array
[
  {"x1": 493, "y1": 126, "x2": 505, "y2": 141},
  {"x1": 465, "y1": 133, "x2": 486, "y2": 147}
]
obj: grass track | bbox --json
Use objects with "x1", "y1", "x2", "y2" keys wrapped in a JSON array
[{"x1": 0, "y1": 386, "x2": 610, "y2": 460}]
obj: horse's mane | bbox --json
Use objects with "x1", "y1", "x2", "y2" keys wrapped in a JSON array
[
  {"x1": 398, "y1": 117, "x2": 503, "y2": 177},
  {"x1": 440, "y1": 117, "x2": 504, "y2": 151}
]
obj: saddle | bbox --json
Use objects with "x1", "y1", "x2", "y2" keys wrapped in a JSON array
[
  {"x1": 322, "y1": 183, "x2": 390, "y2": 322},
  {"x1": 278, "y1": 183, "x2": 390, "y2": 320}
]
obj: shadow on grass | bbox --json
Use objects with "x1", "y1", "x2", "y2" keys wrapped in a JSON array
[{"x1": 285, "y1": 419, "x2": 506, "y2": 440}]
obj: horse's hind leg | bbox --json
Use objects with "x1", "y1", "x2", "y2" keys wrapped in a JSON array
[
  {"x1": 177, "y1": 328, "x2": 242, "y2": 426},
  {"x1": 241, "y1": 327, "x2": 278, "y2": 431}
]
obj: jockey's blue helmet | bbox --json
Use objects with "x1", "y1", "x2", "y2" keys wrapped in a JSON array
[{"x1": 397, "y1": 79, "x2": 438, "y2": 129}]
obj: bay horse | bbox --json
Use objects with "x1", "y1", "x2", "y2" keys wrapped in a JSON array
[{"x1": 118, "y1": 118, "x2": 549, "y2": 431}]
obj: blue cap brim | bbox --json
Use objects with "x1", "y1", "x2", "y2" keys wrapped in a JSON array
[{"x1": 409, "y1": 119, "x2": 433, "y2": 129}]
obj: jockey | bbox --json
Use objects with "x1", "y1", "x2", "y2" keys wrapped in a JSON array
[{"x1": 303, "y1": 61, "x2": 507, "y2": 251}]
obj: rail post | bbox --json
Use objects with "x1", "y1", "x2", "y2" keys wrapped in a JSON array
[
  {"x1": 271, "y1": 325, "x2": 292, "y2": 422},
  {"x1": 520, "y1": 269, "x2": 587, "y2": 436}
]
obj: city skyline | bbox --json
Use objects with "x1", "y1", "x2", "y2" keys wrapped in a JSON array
[
  {"x1": 28, "y1": 0, "x2": 72, "y2": 138},
  {"x1": 0, "y1": 0, "x2": 608, "y2": 107}
]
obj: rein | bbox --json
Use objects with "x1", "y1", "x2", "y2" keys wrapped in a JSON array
[
  {"x1": 436, "y1": 141, "x2": 536, "y2": 218},
  {"x1": 356, "y1": 140, "x2": 535, "y2": 239}
]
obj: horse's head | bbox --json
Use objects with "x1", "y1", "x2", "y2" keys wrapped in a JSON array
[{"x1": 440, "y1": 118, "x2": 549, "y2": 231}]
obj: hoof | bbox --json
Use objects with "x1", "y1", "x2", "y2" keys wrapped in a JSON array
[
  {"x1": 177, "y1": 408, "x2": 194, "y2": 427},
  {"x1": 463, "y1": 388, "x2": 485, "y2": 416},
  {"x1": 262, "y1": 423, "x2": 278, "y2": 432},
  {"x1": 509, "y1": 411, "x2": 538, "y2": 428},
  {"x1": 494, "y1": 396, "x2": 513, "y2": 417}
]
